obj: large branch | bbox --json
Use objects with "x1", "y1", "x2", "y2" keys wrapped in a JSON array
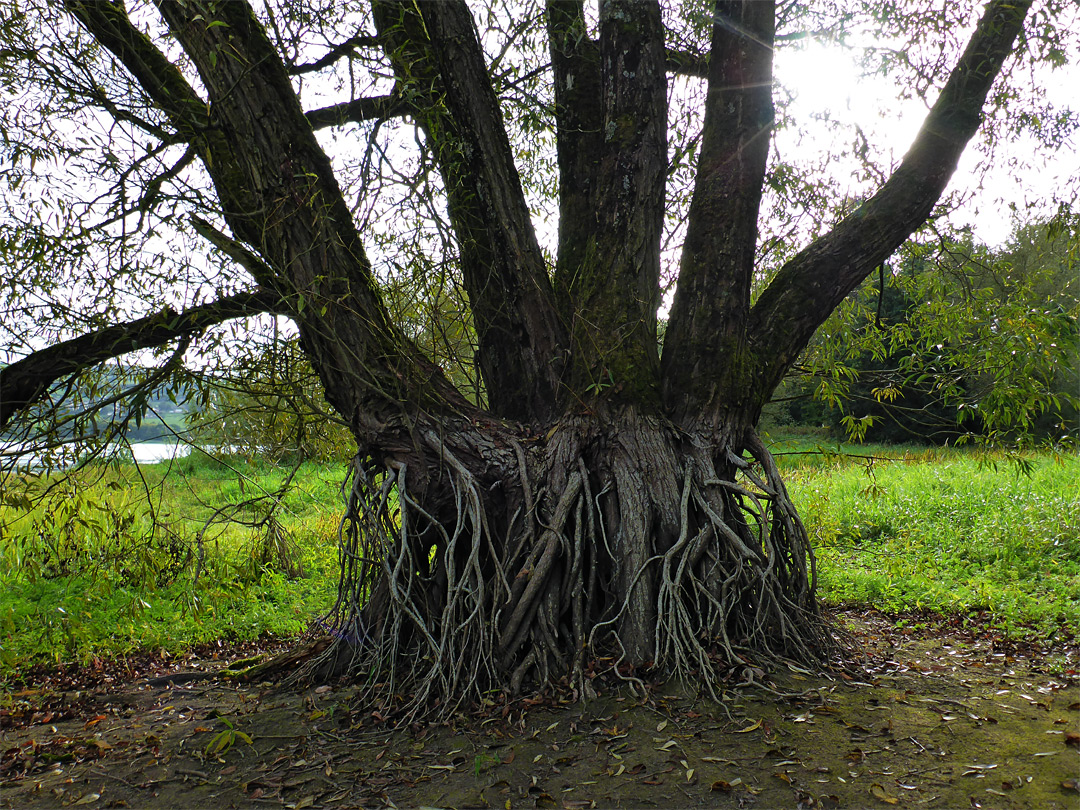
[
  {"x1": 101, "y1": 1, "x2": 470, "y2": 438},
  {"x1": 372, "y1": 0, "x2": 567, "y2": 422},
  {"x1": 546, "y1": 1, "x2": 602, "y2": 307},
  {"x1": 552, "y1": 0, "x2": 669, "y2": 406},
  {"x1": 745, "y1": 0, "x2": 1033, "y2": 418},
  {"x1": 662, "y1": 1, "x2": 776, "y2": 423},
  {"x1": 0, "y1": 291, "x2": 279, "y2": 432}
]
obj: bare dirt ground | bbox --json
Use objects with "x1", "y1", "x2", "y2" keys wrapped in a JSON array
[{"x1": 2, "y1": 610, "x2": 1078, "y2": 809}]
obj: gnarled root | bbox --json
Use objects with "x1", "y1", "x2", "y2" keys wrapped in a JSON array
[{"x1": 298, "y1": 414, "x2": 836, "y2": 719}]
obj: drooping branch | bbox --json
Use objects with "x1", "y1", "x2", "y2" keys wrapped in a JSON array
[
  {"x1": 0, "y1": 290, "x2": 280, "y2": 431},
  {"x1": 662, "y1": 1, "x2": 776, "y2": 424},
  {"x1": 371, "y1": 0, "x2": 566, "y2": 422},
  {"x1": 746, "y1": 0, "x2": 1033, "y2": 415}
]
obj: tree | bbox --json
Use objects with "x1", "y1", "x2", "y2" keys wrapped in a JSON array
[
  {"x1": 778, "y1": 219, "x2": 1079, "y2": 445},
  {"x1": 0, "y1": 0, "x2": 1069, "y2": 712}
]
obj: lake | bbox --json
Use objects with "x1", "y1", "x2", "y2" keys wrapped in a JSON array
[{"x1": 0, "y1": 440, "x2": 192, "y2": 469}]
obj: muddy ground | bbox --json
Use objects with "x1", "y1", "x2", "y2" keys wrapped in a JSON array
[{"x1": 2, "y1": 610, "x2": 1078, "y2": 809}]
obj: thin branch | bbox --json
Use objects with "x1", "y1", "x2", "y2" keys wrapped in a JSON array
[
  {"x1": 0, "y1": 290, "x2": 281, "y2": 431},
  {"x1": 288, "y1": 31, "x2": 381, "y2": 74},
  {"x1": 189, "y1": 216, "x2": 278, "y2": 287},
  {"x1": 305, "y1": 94, "x2": 413, "y2": 129},
  {"x1": 665, "y1": 46, "x2": 709, "y2": 78}
]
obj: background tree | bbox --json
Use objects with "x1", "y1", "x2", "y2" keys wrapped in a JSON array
[
  {"x1": 777, "y1": 218, "x2": 1079, "y2": 445},
  {"x1": 0, "y1": 0, "x2": 1074, "y2": 713}
]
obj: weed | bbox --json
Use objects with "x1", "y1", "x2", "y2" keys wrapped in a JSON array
[{"x1": 204, "y1": 717, "x2": 253, "y2": 758}]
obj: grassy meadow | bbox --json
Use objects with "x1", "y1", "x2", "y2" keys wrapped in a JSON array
[
  {"x1": 0, "y1": 452, "x2": 345, "y2": 673},
  {"x1": 0, "y1": 435, "x2": 1077, "y2": 676},
  {"x1": 770, "y1": 433, "x2": 1080, "y2": 641}
]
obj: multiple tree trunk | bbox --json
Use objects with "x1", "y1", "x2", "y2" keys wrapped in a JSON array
[{"x1": 1, "y1": 0, "x2": 1032, "y2": 713}]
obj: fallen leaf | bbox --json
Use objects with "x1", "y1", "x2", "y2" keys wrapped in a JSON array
[
  {"x1": 869, "y1": 783, "x2": 898, "y2": 804},
  {"x1": 74, "y1": 794, "x2": 100, "y2": 806},
  {"x1": 656, "y1": 720, "x2": 668, "y2": 732},
  {"x1": 1065, "y1": 731, "x2": 1080, "y2": 748},
  {"x1": 1062, "y1": 778, "x2": 1079, "y2": 792},
  {"x1": 710, "y1": 780, "x2": 732, "y2": 793},
  {"x1": 735, "y1": 718, "x2": 762, "y2": 734}
]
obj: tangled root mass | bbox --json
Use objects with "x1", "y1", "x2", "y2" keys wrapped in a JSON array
[{"x1": 300, "y1": 412, "x2": 835, "y2": 718}]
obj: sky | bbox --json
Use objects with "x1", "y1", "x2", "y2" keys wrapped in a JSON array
[{"x1": 773, "y1": 38, "x2": 1079, "y2": 248}]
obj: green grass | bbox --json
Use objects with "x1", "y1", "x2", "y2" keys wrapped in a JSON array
[
  {"x1": 0, "y1": 453, "x2": 346, "y2": 673},
  {"x1": 785, "y1": 448, "x2": 1080, "y2": 640},
  {"x1": 2, "y1": 438, "x2": 1077, "y2": 677}
]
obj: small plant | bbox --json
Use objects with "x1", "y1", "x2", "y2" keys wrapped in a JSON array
[{"x1": 204, "y1": 718, "x2": 253, "y2": 758}]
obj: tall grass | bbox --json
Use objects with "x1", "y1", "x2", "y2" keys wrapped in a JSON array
[
  {"x1": 2, "y1": 441, "x2": 1076, "y2": 676},
  {"x1": 0, "y1": 453, "x2": 346, "y2": 672},
  {"x1": 785, "y1": 449, "x2": 1080, "y2": 639}
]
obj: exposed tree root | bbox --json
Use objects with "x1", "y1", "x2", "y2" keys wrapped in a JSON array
[{"x1": 296, "y1": 414, "x2": 838, "y2": 720}]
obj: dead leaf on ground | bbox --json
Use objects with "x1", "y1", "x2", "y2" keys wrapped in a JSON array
[{"x1": 869, "y1": 783, "x2": 898, "y2": 804}]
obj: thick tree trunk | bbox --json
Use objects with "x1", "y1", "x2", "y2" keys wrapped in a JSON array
[{"x1": 307, "y1": 409, "x2": 830, "y2": 717}]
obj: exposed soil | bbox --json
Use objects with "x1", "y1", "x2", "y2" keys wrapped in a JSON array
[{"x1": 2, "y1": 610, "x2": 1078, "y2": 809}]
